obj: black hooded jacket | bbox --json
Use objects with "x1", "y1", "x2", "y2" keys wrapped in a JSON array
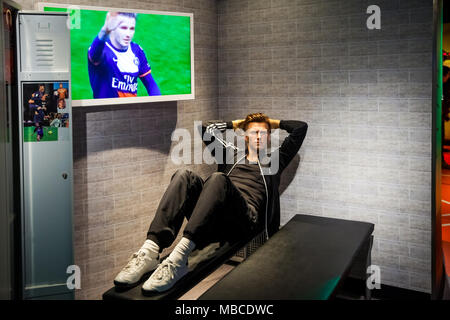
[{"x1": 200, "y1": 119, "x2": 308, "y2": 238}]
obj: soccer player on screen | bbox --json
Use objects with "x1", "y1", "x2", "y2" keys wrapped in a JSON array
[{"x1": 88, "y1": 12, "x2": 161, "y2": 98}]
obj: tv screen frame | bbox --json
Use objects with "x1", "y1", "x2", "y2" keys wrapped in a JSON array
[{"x1": 36, "y1": 2, "x2": 195, "y2": 107}]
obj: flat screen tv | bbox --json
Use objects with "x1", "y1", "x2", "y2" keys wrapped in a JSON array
[{"x1": 37, "y1": 3, "x2": 194, "y2": 107}]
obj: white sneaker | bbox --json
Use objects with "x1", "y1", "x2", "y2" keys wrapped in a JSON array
[
  {"x1": 142, "y1": 258, "x2": 188, "y2": 293},
  {"x1": 114, "y1": 249, "x2": 159, "y2": 287}
]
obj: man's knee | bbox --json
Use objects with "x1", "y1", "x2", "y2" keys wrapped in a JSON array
[
  {"x1": 172, "y1": 168, "x2": 202, "y2": 185},
  {"x1": 206, "y1": 172, "x2": 227, "y2": 185},
  {"x1": 171, "y1": 168, "x2": 192, "y2": 181}
]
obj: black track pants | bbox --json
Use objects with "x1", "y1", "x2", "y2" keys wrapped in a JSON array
[{"x1": 146, "y1": 169, "x2": 259, "y2": 250}]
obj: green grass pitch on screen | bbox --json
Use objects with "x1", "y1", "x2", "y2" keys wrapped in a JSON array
[
  {"x1": 23, "y1": 127, "x2": 58, "y2": 142},
  {"x1": 44, "y1": 7, "x2": 192, "y2": 99}
]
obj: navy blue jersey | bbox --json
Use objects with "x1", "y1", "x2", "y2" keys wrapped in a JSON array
[
  {"x1": 88, "y1": 37, "x2": 152, "y2": 98},
  {"x1": 30, "y1": 91, "x2": 44, "y2": 107}
]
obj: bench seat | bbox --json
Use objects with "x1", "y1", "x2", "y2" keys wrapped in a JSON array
[{"x1": 199, "y1": 214, "x2": 374, "y2": 300}]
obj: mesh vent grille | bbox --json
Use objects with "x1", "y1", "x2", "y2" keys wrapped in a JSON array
[{"x1": 235, "y1": 232, "x2": 267, "y2": 259}]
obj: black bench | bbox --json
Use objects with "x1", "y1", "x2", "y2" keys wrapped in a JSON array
[{"x1": 199, "y1": 214, "x2": 374, "y2": 300}]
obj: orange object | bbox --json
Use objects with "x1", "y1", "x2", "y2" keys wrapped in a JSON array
[
  {"x1": 117, "y1": 91, "x2": 137, "y2": 98},
  {"x1": 441, "y1": 169, "x2": 450, "y2": 274}
]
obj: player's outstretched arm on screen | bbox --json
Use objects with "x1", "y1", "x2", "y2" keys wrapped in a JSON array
[
  {"x1": 141, "y1": 73, "x2": 161, "y2": 96},
  {"x1": 88, "y1": 36, "x2": 106, "y2": 65},
  {"x1": 89, "y1": 12, "x2": 121, "y2": 65},
  {"x1": 102, "y1": 12, "x2": 121, "y2": 35}
]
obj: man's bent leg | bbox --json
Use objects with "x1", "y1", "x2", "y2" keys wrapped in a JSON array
[
  {"x1": 142, "y1": 172, "x2": 255, "y2": 293},
  {"x1": 146, "y1": 168, "x2": 204, "y2": 250},
  {"x1": 115, "y1": 169, "x2": 203, "y2": 288},
  {"x1": 183, "y1": 172, "x2": 254, "y2": 249}
]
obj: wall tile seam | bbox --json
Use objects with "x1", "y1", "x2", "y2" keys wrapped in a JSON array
[
  {"x1": 76, "y1": 201, "x2": 150, "y2": 213},
  {"x1": 376, "y1": 249, "x2": 426, "y2": 260},
  {"x1": 217, "y1": 70, "x2": 431, "y2": 78},
  {"x1": 399, "y1": 262, "x2": 431, "y2": 273},
  {"x1": 77, "y1": 189, "x2": 163, "y2": 202},
  {"x1": 377, "y1": 238, "x2": 422, "y2": 246},
  {"x1": 79, "y1": 161, "x2": 170, "y2": 171},
  {"x1": 217, "y1": 9, "x2": 427, "y2": 21},
  {"x1": 218, "y1": 36, "x2": 431, "y2": 46},
  {"x1": 320, "y1": 205, "x2": 414, "y2": 216}
]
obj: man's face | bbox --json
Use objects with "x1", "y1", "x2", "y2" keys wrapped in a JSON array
[
  {"x1": 245, "y1": 122, "x2": 270, "y2": 154},
  {"x1": 39, "y1": 86, "x2": 44, "y2": 93},
  {"x1": 110, "y1": 15, "x2": 136, "y2": 49},
  {"x1": 59, "y1": 83, "x2": 63, "y2": 88}
]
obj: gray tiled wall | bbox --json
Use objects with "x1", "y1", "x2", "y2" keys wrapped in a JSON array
[
  {"x1": 16, "y1": 0, "x2": 218, "y2": 299},
  {"x1": 218, "y1": 0, "x2": 433, "y2": 293}
]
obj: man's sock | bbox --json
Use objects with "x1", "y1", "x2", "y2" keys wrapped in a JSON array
[
  {"x1": 167, "y1": 237, "x2": 196, "y2": 267},
  {"x1": 141, "y1": 239, "x2": 160, "y2": 259}
]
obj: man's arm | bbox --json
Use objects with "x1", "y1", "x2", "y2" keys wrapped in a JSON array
[
  {"x1": 231, "y1": 118, "x2": 280, "y2": 130},
  {"x1": 198, "y1": 119, "x2": 238, "y2": 168},
  {"x1": 269, "y1": 119, "x2": 280, "y2": 130},
  {"x1": 232, "y1": 119, "x2": 245, "y2": 130},
  {"x1": 201, "y1": 118, "x2": 282, "y2": 148},
  {"x1": 276, "y1": 120, "x2": 308, "y2": 174},
  {"x1": 88, "y1": 12, "x2": 120, "y2": 65},
  {"x1": 141, "y1": 73, "x2": 161, "y2": 96},
  {"x1": 88, "y1": 35, "x2": 107, "y2": 65},
  {"x1": 29, "y1": 93, "x2": 41, "y2": 106},
  {"x1": 200, "y1": 120, "x2": 234, "y2": 148}
]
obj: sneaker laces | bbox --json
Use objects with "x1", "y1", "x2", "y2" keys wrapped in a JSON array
[
  {"x1": 123, "y1": 250, "x2": 147, "y2": 272},
  {"x1": 153, "y1": 259, "x2": 178, "y2": 281}
]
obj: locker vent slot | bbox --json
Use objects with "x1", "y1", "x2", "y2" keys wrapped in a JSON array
[{"x1": 35, "y1": 39, "x2": 54, "y2": 67}]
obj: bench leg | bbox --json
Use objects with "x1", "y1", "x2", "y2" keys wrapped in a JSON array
[{"x1": 364, "y1": 235, "x2": 374, "y2": 300}]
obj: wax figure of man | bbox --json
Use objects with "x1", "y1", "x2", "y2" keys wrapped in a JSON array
[{"x1": 114, "y1": 113, "x2": 308, "y2": 293}]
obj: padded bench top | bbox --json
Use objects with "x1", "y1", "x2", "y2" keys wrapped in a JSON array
[{"x1": 199, "y1": 214, "x2": 374, "y2": 300}]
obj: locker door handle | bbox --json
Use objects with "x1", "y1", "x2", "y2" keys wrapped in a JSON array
[{"x1": 62, "y1": 173, "x2": 68, "y2": 180}]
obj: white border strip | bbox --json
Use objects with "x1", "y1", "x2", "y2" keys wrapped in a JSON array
[{"x1": 36, "y1": 2, "x2": 195, "y2": 107}]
